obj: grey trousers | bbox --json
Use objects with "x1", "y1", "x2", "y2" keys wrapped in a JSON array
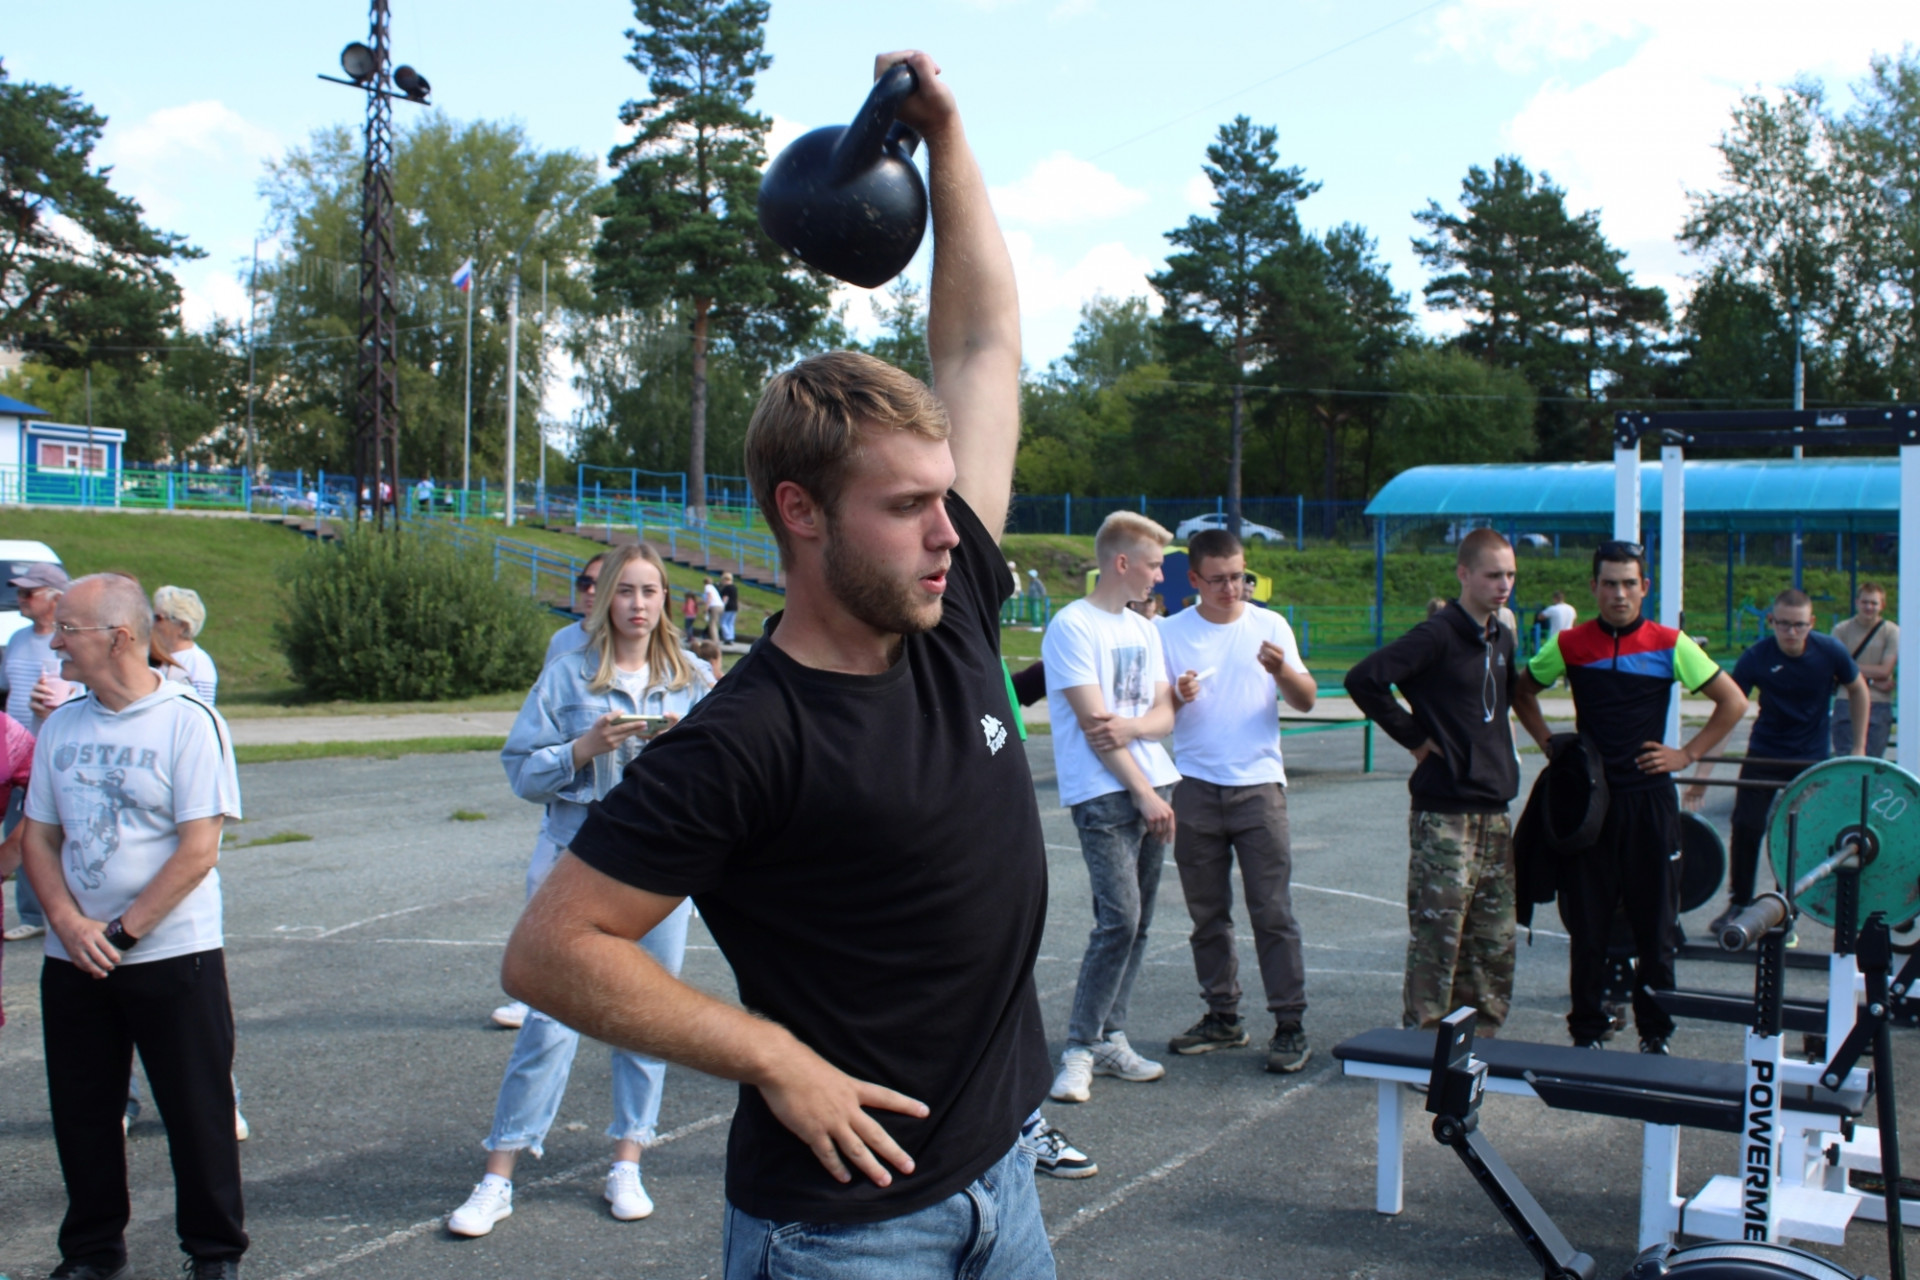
[
  {"x1": 1171, "y1": 779, "x2": 1305, "y2": 1021},
  {"x1": 1832, "y1": 699, "x2": 1893, "y2": 759}
]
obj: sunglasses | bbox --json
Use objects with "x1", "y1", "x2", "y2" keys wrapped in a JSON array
[
  {"x1": 574, "y1": 574, "x2": 599, "y2": 591},
  {"x1": 1596, "y1": 540, "x2": 1645, "y2": 560}
]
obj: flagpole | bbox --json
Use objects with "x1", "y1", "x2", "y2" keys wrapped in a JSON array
[{"x1": 461, "y1": 263, "x2": 474, "y2": 500}]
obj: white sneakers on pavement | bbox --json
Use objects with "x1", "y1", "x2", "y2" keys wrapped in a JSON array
[
  {"x1": 235, "y1": 1107, "x2": 250, "y2": 1142},
  {"x1": 3, "y1": 922, "x2": 45, "y2": 942},
  {"x1": 448, "y1": 1177, "x2": 514, "y2": 1237},
  {"x1": 491, "y1": 1001, "x2": 529, "y2": 1030},
  {"x1": 1091, "y1": 1031, "x2": 1166, "y2": 1082},
  {"x1": 1049, "y1": 1047, "x2": 1093, "y2": 1103},
  {"x1": 604, "y1": 1161, "x2": 654, "y2": 1220}
]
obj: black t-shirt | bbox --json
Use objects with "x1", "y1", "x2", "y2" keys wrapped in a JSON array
[
  {"x1": 720, "y1": 582, "x2": 739, "y2": 612},
  {"x1": 570, "y1": 491, "x2": 1050, "y2": 1224}
]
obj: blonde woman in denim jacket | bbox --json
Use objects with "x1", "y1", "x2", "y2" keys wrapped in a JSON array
[{"x1": 449, "y1": 543, "x2": 712, "y2": 1237}]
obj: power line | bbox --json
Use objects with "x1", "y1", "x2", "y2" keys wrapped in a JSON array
[{"x1": 1088, "y1": 0, "x2": 1450, "y2": 162}]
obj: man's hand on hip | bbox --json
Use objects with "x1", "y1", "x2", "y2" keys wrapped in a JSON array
[
  {"x1": 1636, "y1": 741, "x2": 1692, "y2": 774},
  {"x1": 756, "y1": 1034, "x2": 929, "y2": 1188}
]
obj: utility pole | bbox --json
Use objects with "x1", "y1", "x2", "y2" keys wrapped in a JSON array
[
  {"x1": 505, "y1": 267, "x2": 520, "y2": 527},
  {"x1": 1792, "y1": 290, "x2": 1805, "y2": 461},
  {"x1": 461, "y1": 259, "x2": 474, "y2": 498},
  {"x1": 537, "y1": 258, "x2": 547, "y2": 517},
  {"x1": 246, "y1": 239, "x2": 259, "y2": 498}
]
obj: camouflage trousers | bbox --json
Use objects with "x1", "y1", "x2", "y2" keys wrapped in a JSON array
[{"x1": 1404, "y1": 810, "x2": 1516, "y2": 1033}]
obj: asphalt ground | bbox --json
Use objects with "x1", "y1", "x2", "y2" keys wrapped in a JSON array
[{"x1": 3, "y1": 719, "x2": 1918, "y2": 1280}]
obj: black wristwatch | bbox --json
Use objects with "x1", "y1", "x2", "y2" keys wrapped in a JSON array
[{"x1": 105, "y1": 917, "x2": 140, "y2": 952}]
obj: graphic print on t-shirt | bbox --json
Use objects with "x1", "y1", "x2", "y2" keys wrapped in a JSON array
[
  {"x1": 1109, "y1": 645, "x2": 1148, "y2": 715},
  {"x1": 52, "y1": 742, "x2": 159, "y2": 888}
]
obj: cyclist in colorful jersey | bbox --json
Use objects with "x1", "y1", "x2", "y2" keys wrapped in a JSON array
[{"x1": 1511, "y1": 540, "x2": 1747, "y2": 1054}]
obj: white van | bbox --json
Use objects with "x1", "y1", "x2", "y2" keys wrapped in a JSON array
[{"x1": 0, "y1": 540, "x2": 64, "y2": 647}]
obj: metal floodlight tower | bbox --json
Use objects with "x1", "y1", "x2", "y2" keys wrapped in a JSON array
[{"x1": 319, "y1": 4, "x2": 430, "y2": 530}]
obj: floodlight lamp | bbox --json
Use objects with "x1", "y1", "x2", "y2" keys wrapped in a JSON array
[
  {"x1": 340, "y1": 42, "x2": 377, "y2": 83},
  {"x1": 394, "y1": 65, "x2": 431, "y2": 103}
]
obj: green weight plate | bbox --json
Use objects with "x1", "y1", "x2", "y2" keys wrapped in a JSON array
[{"x1": 1766, "y1": 757, "x2": 1920, "y2": 931}]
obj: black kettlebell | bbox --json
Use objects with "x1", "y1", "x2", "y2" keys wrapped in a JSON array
[{"x1": 757, "y1": 63, "x2": 927, "y2": 289}]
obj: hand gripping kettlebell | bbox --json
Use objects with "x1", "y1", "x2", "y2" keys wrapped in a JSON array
[{"x1": 757, "y1": 63, "x2": 927, "y2": 289}]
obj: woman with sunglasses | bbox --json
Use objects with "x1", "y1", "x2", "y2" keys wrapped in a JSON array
[{"x1": 449, "y1": 543, "x2": 711, "y2": 1236}]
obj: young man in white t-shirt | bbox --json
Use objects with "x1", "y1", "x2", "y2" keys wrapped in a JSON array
[
  {"x1": 1158, "y1": 529, "x2": 1319, "y2": 1073},
  {"x1": 21, "y1": 574, "x2": 246, "y2": 1280},
  {"x1": 1043, "y1": 511, "x2": 1180, "y2": 1105}
]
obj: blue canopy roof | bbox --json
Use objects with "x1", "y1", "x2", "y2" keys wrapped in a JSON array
[
  {"x1": 1365, "y1": 460, "x2": 1900, "y2": 533},
  {"x1": 0, "y1": 394, "x2": 47, "y2": 417}
]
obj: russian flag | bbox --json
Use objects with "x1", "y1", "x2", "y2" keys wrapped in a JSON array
[{"x1": 452, "y1": 258, "x2": 474, "y2": 292}]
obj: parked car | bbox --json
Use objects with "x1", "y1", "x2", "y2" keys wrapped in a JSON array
[
  {"x1": 0, "y1": 540, "x2": 64, "y2": 646},
  {"x1": 1173, "y1": 512, "x2": 1287, "y2": 545}
]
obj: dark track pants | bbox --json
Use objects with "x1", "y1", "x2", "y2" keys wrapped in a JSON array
[
  {"x1": 42, "y1": 949, "x2": 247, "y2": 1269},
  {"x1": 1560, "y1": 786, "x2": 1681, "y2": 1044},
  {"x1": 1728, "y1": 760, "x2": 1804, "y2": 904}
]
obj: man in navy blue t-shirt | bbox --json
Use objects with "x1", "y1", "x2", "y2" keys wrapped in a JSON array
[{"x1": 1688, "y1": 588, "x2": 1870, "y2": 932}]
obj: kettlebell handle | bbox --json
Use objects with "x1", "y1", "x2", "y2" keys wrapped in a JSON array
[{"x1": 830, "y1": 62, "x2": 921, "y2": 185}]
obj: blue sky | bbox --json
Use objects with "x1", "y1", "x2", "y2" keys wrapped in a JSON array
[{"x1": 6, "y1": 0, "x2": 1913, "y2": 400}]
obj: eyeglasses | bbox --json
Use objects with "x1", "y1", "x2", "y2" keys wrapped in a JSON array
[
  {"x1": 1596, "y1": 540, "x2": 1645, "y2": 560},
  {"x1": 1772, "y1": 619, "x2": 1813, "y2": 632},
  {"x1": 55, "y1": 623, "x2": 123, "y2": 637},
  {"x1": 575, "y1": 574, "x2": 599, "y2": 591},
  {"x1": 1196, "y1": 573, "x2": 1239, "y2": 588}
]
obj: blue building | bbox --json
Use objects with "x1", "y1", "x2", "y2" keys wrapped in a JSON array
[{"x1": 0, "y1": 394, "x2": 128, "y2": 506}]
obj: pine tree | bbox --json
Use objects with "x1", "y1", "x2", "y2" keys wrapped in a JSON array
[
  {"x1": 1151, "y1": 116, "x2": 1317, "y2": 534},
  {"x1": 593, "y1": 0, "x2": 828, "y2": 522}
]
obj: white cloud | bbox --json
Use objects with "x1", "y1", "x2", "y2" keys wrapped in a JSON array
[
  {"x1": 1049, "y1": 0, "x2": 1097, "y2": 21},
  {"x1": 1435, "y1": 0, "x2": 1915, "y2": 306},
  {"x1": 989, "y1": 151, "x2": 1147, "y2": 227},
  {"x1": 95, "y1": 100, "x2": 278, "y2": 229},
  {"x1": 1003, "y1": 230, "x2": 1156, "y2": 320},
  {"x1": 762, "y1": 113, "x2": 811, "y2": 168},
  {"x1": 1182, "y1": 172, "x2": 1215, "y2": 214}
]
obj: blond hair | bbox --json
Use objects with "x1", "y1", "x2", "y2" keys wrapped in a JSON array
[
  {"x1": 153, "y1": 585, "x2": 207, "y2": 639},
  {"x1": 1094, "y1": 511, "x2": 1172, "y2": 565},
  {"x1": 583, "y1": 544, "x2": 697, "y2": 695},
  {"x1": 745, "y1": 351, "x2": 950, "y2": 559}
]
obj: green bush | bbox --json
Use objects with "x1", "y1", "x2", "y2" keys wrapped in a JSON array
[{"x1": 275, "y1": 527, "x2": 548, "y2": 702}]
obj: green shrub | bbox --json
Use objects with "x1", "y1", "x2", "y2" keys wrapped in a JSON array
[{"x1": 275, "y1": 526, "x2": 548, "y2": 702}]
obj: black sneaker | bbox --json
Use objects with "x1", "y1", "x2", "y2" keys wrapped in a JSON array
[
  {"x1": 1572, "y1": 1038, "x2": 1604, "y2": 1049},
  {"x1": 1707, "y1": 900, "x2": 1746, "y2": 938},
  {"x1": 1169, "y1": 1011, "x2": 1249, "y2": 1055},
  {"x1": 50, "y1": 1261, "x2": 133, "y2": 1280},
  {"x1": 183, "y1": 1259, "x2": 241, "y2": 1280},
  {"x1": 1266, "y1": 1022, "x2": 1311, "y2": 1073},
  {"x1": 1025, "y1": 1123, "x2": 1098, "y2": 1179},
  {"x1": 1639, "y1": 1036, "x2": 1670, "y2": 1056}
]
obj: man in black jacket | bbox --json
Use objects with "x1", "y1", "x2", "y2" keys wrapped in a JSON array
[{"x1": 1345, "y1": 529, "x2": 1521, "y2": 1032}]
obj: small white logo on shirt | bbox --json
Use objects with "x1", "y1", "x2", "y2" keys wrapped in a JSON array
[
  {"x1": 981, "y1": 713, "x2": 1008, "y2": 755},
  {"x1": 1771, "y1": 664, "x2": 1785, "y2": 673}
]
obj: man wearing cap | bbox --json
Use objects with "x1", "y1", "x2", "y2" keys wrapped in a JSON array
[
  {"x1": 1512, "y1": 540, "x2": 1747, "y2": 1054},
  {"x1": 2, "y1": 562, "x2": 74, "y2": 941}
]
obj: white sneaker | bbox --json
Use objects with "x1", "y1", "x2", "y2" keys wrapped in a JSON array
[
  {"x1": 1091, "y1": 1031, "x2": 1165, "y2": 1082},
  {"x1": 3, "y1": 923, "x2": 45, "y2": 942},
  {"x1": 235, "y1": 1107, "x2": 250, "y2": 1142},
  {"x1": 491, "y1": 1001, "x2": 529, "y2": 1029},
  {"x1": 1049, "y1": 1047, "x2": 1094, "y2": 1103},
  {"x1": 604, "y1": 1161, "x2": 653, "y2": 1220},
  {"x1": 448, "y1": 1178, "x2": 513, "y2": 1237}
]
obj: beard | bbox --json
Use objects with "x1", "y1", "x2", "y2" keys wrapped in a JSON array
[{"x1": 823, "y1": 524, "x2": 945, "y2": 638}]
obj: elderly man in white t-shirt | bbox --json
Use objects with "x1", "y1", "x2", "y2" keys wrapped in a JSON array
[
  {"x1": 21, "y1": 573, "x2": 245, "y2": 1280},
  {"x1": 1043, "y1": 511, "x2": 1181, "y2": 1106},
  {"x1": 1159, "y1": 528, "x2": 1319, "y2": 1073}
]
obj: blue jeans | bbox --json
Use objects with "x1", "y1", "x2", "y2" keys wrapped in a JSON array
[
  {"x1": 483, "y1": 898, "x2": 692, "y2": 1154},
  {"x1": 722, "y1": 1141, "x2": 1054, "y2": 1280},
  {"x1": 721, "y1": 611, "x2": 738, "y2": 643},
  {"x1": 5, "y1": 788, "x2": 42, "y2": 927},
  {"x1": 1065, "y1": 787, "x2": 1170, "y2": 1049}
]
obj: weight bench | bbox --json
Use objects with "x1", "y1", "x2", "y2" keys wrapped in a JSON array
[{"x1": 1333, "y1": 1027, "x2": 1870, "y2": 1249}]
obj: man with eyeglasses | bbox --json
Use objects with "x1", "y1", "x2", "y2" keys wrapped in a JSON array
[
  {"x1": 543, "y1": 553, "x2": 606, "y2": 669},
  {"x1": 1159, "y1": 528, "x2": 1318, "y2": 1071},
  {"x1": 20, "y1": 573, "x2": 245, "y2": 1280},
  {"x1": 1345, "y1": 529, "x2": 1523, "y2": 1036},
  {"x1": 1512, "y1": 540, "x2": 1747, "y2": 1054},
  {"x1": 1687, "y1": 588, "x2": 1868, "y2": 937}
]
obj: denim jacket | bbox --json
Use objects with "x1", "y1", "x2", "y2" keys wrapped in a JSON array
[{"x1": 501, "y1": 646, "x2": 712, "y2": 850}]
